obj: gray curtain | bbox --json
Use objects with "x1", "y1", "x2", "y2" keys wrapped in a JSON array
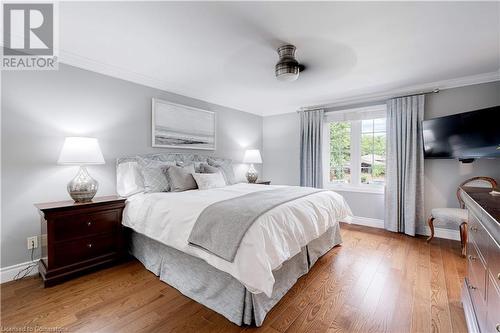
[
  {"x1": 299, "y1": 109, "x2": 324, "y2": 188},
  {"x1": 384, "y1": 95, "x2": 425, "y2": 236}
]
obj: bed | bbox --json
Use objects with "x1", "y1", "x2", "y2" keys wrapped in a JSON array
[{"x1": 117, "y1": 153, "x2": 352, "y2": 326}]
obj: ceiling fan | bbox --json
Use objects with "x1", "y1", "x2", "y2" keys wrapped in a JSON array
[{"x1": 275, "y1": 44, "x2": 306, "y2": 82}]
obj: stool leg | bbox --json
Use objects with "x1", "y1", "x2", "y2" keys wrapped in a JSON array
[
  {"x1": 460, "y1": 222, "x2": 467, "y2": 257},
  {"x1": 426, "y1": 217, "x2": 435, "y2": 242}
]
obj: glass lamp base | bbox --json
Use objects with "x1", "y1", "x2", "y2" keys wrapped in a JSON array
[
  {"x1": 246, "y1": 164, "x2": 259, "y2": 183},
  {"x1": 67, "y1": 166, "x2": 98, "y2": 203}
]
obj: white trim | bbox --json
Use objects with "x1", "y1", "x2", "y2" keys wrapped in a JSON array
[
  {"x1": 56, "y1": 48, "x2": 499, "y2": 118},
  {"x1": 420, "y1": 226, "x2": 460, "y2": 241},
  {"x1": 324, "y1": 104, "x2": 386, "y2": 122},
  {"x1": 348, "y1": 216, "x2": 385, "y2": 229},
  {"x1": 346, "y1": 216, "x2": 461, "y2": 241},
  {"x1": 326, "y1": 184, "x2": 384, "y2": 194},
  {"x1": 0, "y1": 260, "x2": 39, "y2": 284},
  {"x1": 300, "y1": 71, "x2": 500, "y2": 113}
]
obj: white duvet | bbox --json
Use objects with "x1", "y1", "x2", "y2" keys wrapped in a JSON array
[{"x1": 122, "y1": 183, "x2": 352, "y2": 297}]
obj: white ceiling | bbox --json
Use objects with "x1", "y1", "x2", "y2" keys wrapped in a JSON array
[{"x1": 59, "y1": 2, "x2": 500, "y2": 116}]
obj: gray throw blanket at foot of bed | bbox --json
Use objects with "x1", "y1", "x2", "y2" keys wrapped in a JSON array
[{"x1": 188, "y1": 186, "x2": 326, "y2": 261}]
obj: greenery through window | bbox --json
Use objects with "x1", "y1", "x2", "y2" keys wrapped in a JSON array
[
  {"x1": 361, "y1": 118, "x2": 386, "y2": 184},
  {"x1": 328, "y1": 117, "x2": 386, "y2": 187},
  {"x1": 329, "y1": 122, "x2": 351, "y2": 183}
]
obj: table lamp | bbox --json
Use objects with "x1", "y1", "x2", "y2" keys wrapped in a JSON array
[
  {"x1": 243, "y1": 149, "x2": 262, "y2": 183},
  {"x1": 58, "y1": 137, "x2": 105, "y2": 202}
]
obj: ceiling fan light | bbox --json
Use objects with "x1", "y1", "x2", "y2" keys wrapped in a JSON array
[
  {"x1": 275, "y1": 44, "x2": 301, "y2": 82},
  {"x1": 275, "y1": 67, "x2": 299, "y2": 81}
]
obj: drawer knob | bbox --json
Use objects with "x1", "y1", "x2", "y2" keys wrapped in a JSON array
[
  {"x1": 470, "y1": 226, "x2": 478, "y2": 232},
  {"x1": 87, "y1": 221, "x2": 92, "y2": 227},
  {"x1": 468, "y1": 284, "x2": 477, "y2": 290},
  {"x1": 468, "y1": 255, "x2": 477, "y2": 261},
  {"x1": 87, "y1": 243, "x2": 92, "y2": 248}
]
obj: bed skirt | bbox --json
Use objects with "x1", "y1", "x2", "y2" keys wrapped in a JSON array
[{"x1": 129, "y1": 223, "x2": 342, "y2": 327}]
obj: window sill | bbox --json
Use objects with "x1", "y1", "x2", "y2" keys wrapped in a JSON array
[{"x1": 324, "y1": 184, "x2": 385, "y2": 195}]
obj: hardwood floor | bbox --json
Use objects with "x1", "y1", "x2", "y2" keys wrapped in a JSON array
[{"x1": 1, "y1": 224, "x2": 467, "y2": 333}]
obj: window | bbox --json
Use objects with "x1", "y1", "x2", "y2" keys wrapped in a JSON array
[
  {"x1": 329, "y1": 121, "x2": 351, "y2": 184},
  {"x1": 360, "y1": 118, "x2": 386, "y2": 185},
  {"x1": 323, "y1": 105, "x2": 386, "y2": 192}
]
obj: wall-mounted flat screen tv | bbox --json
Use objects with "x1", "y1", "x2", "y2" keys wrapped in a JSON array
[{"x1": 422, "y1": 106, "x2": 500, "y2": 159}]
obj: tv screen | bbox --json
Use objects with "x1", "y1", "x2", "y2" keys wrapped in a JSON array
[{"x1": 422, "y1": 106, "x2": 500, "y2": 159}]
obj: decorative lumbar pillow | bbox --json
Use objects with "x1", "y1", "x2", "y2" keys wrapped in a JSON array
[
  {"x1": 207, "y1": 158, "x2": 236, "y2": 185},
  {"x1": 192, "y1": 172, "x2": 226, "y2": 190},
  {"x1": 137, "y1": 158, "x2": 176, "y2": 193},
  {"x1": 165, "y1": 164, "x2": 197, "y2": 192}
]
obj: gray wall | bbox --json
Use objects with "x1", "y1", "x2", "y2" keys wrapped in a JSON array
[
  {"x1": 422, "y1": 81, "x2": 500, "y2": 232},
  {"x1": 263, "y1": 81, "x2": 500, "y2": 232},
  {"x1": 1, "y1": 64, "x2": 263, "y2": 268}
]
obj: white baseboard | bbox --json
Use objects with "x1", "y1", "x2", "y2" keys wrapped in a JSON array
[
  {"x1": 0, "y1": 260, "x2": 39, "y2": 284},
  {"x1": 348, "y1": 216, "x2": 385, "y2": 229},
  {"x1": 347, "y1": 216, "x2": 460, "y2": 241},
  {"x1": 419, "y1": 226, "x2": 460, "y2": 241}
]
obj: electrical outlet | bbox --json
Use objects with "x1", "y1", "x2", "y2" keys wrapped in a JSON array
[{"x1": 27, "y1": 236, "x2": 38, "y2": 250}]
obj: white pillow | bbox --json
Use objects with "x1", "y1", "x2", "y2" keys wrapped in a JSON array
[
  {"x1": 192, "y1": 172, "x2": 226, "y2": 190},
  {"x1": 116, "y1": 161, "x2": 144, "y2": 197}
]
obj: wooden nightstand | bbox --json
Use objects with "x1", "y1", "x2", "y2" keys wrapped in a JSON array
[
  {"x1": 35, "y1": 196, "x2": 127, "y2": 287},
  {"x1": 254, "y1": 180, "x2": 271, "y2": 185}
]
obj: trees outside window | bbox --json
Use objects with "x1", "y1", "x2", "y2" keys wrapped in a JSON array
[{"x1": 328, "y1": 117, "x2": 386, "y2": 188}]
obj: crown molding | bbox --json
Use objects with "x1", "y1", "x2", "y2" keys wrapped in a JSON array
[
  {"x1": 59, "y1": 51, "x2": 499, "y2": 118},
  {"x1": 296, "y1": 70, "x2": 500, "y2": 114},
  {"x1": 57, "y1": 51, "x2": 263, "y2": 116}
]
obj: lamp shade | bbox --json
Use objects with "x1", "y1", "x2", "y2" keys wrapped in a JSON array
[
  {"x1": 243, "y1": 149, "x2": 262, "y2": 164},
  {"x1": 57, "y1": 137, "x2": 105, "y2": 165}
]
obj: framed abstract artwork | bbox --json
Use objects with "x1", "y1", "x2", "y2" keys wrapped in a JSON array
[{"x1": 152, "y1": 98, "x2": 216, "y2": 150}]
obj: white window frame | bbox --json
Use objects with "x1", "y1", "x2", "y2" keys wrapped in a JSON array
[{"x1": 322, "y1": 104, "x2": 387, "y2": 194}]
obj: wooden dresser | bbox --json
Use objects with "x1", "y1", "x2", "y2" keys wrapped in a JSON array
[
  {"x1": 461, "y1": 187, "x2": 500, "y2": 333},
  {"x1": 35, "y1": 196, "x2": 127, "y2": 287}
]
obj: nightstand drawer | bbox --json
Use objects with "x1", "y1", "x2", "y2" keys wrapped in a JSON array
[
  {"x1": 53, "y1": 209, "x2": 121, "y2": 242},
  {"x1": 53, "y1": 233, "x2": 117, "y2": 267}
]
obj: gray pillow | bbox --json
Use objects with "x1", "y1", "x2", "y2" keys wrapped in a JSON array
[
  {"x1": 177, "y1": 161, "x2": 204, "y2": 173},
  {"x1": 200, "y1": 163, "x2": 219, "y2": 174},
  {"x1": 207, "y1": 158, "x2": 236, "y2": 185},
  {"x1": 137, "y1": 158, "x2": 176, "y2": 193},
  {"x1": 165, "y1": 165, "x2": 197, "y2": 192}
]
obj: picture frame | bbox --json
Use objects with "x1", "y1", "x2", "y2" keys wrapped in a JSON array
[{"x1": 152, "y1": 98, "x2": 216, "y2": 150}]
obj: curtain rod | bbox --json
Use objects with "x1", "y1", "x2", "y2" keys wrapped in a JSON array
[
  {"x1": 298, "y1": 88, "x2": 440, "y2": 112},
  {"x1": 392, "y1": 88, "x2": 440, "y2": 100}
]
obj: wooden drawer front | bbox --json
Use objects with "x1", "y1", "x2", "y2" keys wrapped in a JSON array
[
  {"x1": 53, "y1": 234, "x2": 117, "y2": 267},
  {"x1": 487, "y1": 273, "x2": 500, "y2": 333},
  {"x1": 53, "y1": 210, "x2": 120, "y2": 242},
  {"x1": 469, "y1": 211, "x2": 489, "y2": 261},
  {"x1": 467, "y1": 241, "x2": 487, "y2": 301}
]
